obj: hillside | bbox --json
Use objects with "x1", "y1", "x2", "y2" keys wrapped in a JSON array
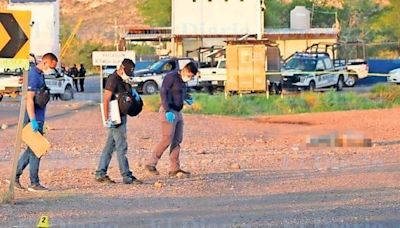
[
  {"x1": 1, "y1": 0, "x2": 391, "y2": 44},
  {"x1": 61, "y1": 0, "x2": 144, "y2": 44}
]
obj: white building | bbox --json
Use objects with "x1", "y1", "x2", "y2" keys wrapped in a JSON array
[
  {"x1": 171, "y1": 0, "x2": 265, "y2": 56},
  {"x1": 8, "y1": 0, "x2": 60, "y2": 59}
]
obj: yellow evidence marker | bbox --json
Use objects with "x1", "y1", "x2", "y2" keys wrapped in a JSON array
[{"x1": 37, "y1": 215, "x2": 50, "y2": 228}]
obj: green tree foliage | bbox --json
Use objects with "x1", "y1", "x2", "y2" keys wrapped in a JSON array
[
  {"x1": 338, "y1": 0, "x2": 381, "y2": 41},
  {"x1": 60, "y1": 21, "x2": 113, "y2": 71},
  {"x1": 136, "y1": 0, "x2": 171, "y2": 26},
  {"x1": 369, "y1": 0, "x2": 400, "y2": 56}
]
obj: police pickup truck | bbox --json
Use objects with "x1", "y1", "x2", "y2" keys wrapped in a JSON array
[
  {"x1": 281, "y1": 52, "x2": 347, "y2": 92},
  {"x1": 131, "y1": 57, "x2": 197, "y2": 95},
  {"x1": 44, "y1": 69, "x2": 74, "y2": 101}
]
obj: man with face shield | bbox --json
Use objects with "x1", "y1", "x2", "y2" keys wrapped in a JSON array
[
  {"x1": 145, "y1": 61, "x2": 198, "y2": 177},
  {"x1": 14, "y1": 53, "x2": 58, "y2": 192},
  {"x1": 95, "y1": 59, "x2": 142, "y2": 185}
]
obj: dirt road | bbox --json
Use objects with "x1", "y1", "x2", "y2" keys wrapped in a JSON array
[{"x1": 0, "y1": 101, "x2": 399, "y2": 227}]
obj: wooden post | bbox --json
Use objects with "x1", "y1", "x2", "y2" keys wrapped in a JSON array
[
  {"x1": 100, "y1": 65, "x2": 103, "y2": 103},
  {"x1": 1, "y1": 70, "x2": 28, "y2": 204}
]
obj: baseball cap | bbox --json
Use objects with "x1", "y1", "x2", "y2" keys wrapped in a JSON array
[{"x1": 121, "y1": 58, "x2": 135, "y2": 76}]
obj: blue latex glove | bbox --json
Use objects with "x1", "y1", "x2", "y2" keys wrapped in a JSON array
[
  {"x1": 185, "y1": 96, "x2": 194, "y2": 105},
  {"x1": 30, "y1": 118, "x2": 40, "y2": 132},
  {"x1": 106, "y1": 120, "x2": 117, "y2": 128},
  {"x1": 165, "y1": 111, "x2": 175, "y2": 123},
  {"x1": 131, "y1": 88, "x2": 140, "y2": 102}
]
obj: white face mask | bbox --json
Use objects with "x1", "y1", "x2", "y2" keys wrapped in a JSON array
[
  {"x1": 121, "y1": 72, "x2": 130, "y2": 81},
  {"x1": 43, "y1": 68, "x2": 53, "y2": 75},
  {"x1": 182, "y1": 76, "x2": 191, "y2": 82}
]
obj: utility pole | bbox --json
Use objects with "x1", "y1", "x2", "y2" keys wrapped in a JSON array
[{"x1": 114, "y1": 17, "x2": 118, "y2": 51}]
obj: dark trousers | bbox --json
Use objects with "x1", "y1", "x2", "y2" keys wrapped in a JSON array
[
  {"x1": 73, "y1": 78, "x2": 79, "y2": 91},
  {"x1": 79, "y1": 78, "x2": 85, "y2": 92}
]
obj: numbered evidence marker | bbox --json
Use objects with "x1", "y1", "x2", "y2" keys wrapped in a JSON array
[{"x1": 37, "y1": 215, "x2": 50, "y2": 228}]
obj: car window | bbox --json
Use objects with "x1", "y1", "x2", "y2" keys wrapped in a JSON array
[
  {"x1": 284, "y1": 58, "x2": 316, "y2": 71},
  {"x1": 162, "y1": 61, "x2": 176, "y2": 72},
  {"x1": 219, "y1": 60, "x2": 226, "y2": 68},
  {"x1": 323, "y1": 58, "x2": 333, "y2": 70},
  {"x1": 316, "y1": 60, "x2": 325, "y2": 70}
]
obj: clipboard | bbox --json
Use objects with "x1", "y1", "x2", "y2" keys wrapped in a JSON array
[
  {"x1": 21, "y1": 123, "x2": 51, "y2": 158},
  {"x1": 100, "y1": 100, "x2": 121, "y2": 127}
]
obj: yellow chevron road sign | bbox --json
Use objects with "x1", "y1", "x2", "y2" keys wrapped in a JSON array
[{"x1": 0, "y1": 9, "x2": 31, "y2": 69}]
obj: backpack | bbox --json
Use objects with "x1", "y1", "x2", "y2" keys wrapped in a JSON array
[{"x1": 117, "y1": 83, "x2": 143, "y2": 117}]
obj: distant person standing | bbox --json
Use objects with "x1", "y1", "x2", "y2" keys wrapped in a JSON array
[
  {"x1": 15, "y1": 53, "x2": 58, "y2": 192},
  {"x1": 79, "y1": 64, "x2": 86, "y2": 92},
  {"x1": 61, "y1": 63, "x2": 66, "y2": 74},
  {"x1": 70, "y1": 64, "x2": 79, "y2": 92},
  {"x1": 145, "y1": 62, "x2": 198, "y2": 177},
  {"x1": 95, "y1": 58, "x2": 142, "y2": 185}
]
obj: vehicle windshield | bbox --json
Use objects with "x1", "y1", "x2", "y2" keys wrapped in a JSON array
[
  {"x1": 219, "y1": 61, "x2": 226, "y2": 68},
  {"x1": 284, "y1": 58, "x2": 317, "y2": 71},
  {"x1": 149, "y1": 60, "x2": 167, "y2": 72}
]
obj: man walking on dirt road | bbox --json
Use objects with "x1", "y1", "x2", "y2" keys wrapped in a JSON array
[
  {"x1": 145, "y1": 62, "x2": 198, "y2": 177},
  {"x1": 15, "y1": 53, "x2": 58, "y2": 192},
  {"x1": 95, "y1": 59, "x2": 142, "y2": 185}
]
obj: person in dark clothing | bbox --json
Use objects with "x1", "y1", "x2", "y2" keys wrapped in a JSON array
[
  {"x1": 95, "y1": 58, "x2": 142, "y2": 185},
  {"x1": 70, "y1": 64, "x2": 79, "y2": 92},
  {"x1": 15, "y1": 53, "x2": 58, "y2": 192},
  {"x1": 145, "y1": 62, "x2": 198, "y2": 177},
  {"x1": 78, "y1": 64, "x2": 86, "y2": 92},
  {"x1": 61, "y1": 63, "x2": 66, "y2": 74}
]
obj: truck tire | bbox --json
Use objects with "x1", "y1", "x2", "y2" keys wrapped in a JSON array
[
  {"x1": 345, "y1": 74, "x2": 357, "y2": 87},
  {"x1": 143, "y1": 81, "x2": 158, "y2": 95},
  {"x1": 60, "y1": 85, "x2": 74, "y2": 101},
  {"x1": 308, "y1": 81, "x2": 316, "y2": 92},
  {"x1": 336, "y1": 76, "x2": 345, "y2": 91}
]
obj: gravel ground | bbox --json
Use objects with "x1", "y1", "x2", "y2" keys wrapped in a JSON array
[{"x1": 0, "y1": 101, "x2": 399, "y2": 227}]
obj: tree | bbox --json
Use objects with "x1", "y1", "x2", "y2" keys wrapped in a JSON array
[
  {"x1": 136, "y1": 0, "x2": 171, "y2": 26},
  {"x1": 369, "y1": 0, "x2": 400, "y2": 57},
  {"x1": 264, "y1": 0, "x2": 336, "y2": 28},
  {"x1": 338, "y1": 0, "x2": 381, "y2": 41}
]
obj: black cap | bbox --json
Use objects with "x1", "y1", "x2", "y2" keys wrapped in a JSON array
[{"x1": 121, "y1": 58, "x2": 135, "y2": 76}]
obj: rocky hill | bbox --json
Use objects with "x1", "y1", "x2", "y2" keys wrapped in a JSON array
[
  {"x1": 61, "y1": 0, "x2": 144, "y2": 44},
  {"x1": 0, "y1": 0, "x2": 144, "y2": 44}
]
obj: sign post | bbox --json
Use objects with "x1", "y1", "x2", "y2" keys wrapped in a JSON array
[
  {"x1": 92, "y1": 51, "x2": 135, "y2": 125},
  {"x1": 0, "y1": 9, "x2": 31, "y2": 204},
  {"x1": 1, "y1": 71, "x2": 28, "y2": 204}
]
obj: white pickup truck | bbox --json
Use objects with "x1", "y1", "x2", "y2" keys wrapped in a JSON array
[
  {"x1": 0, "y1": 68, "x2": 74, "y2": 101},
  {"x1": 0, "y1": 69, "x2": 23, "y2": 98},
  {"x1": 188, "y1": 59, "x2": 226, "y2": 92},
  {"x1": 281, "y1": 52, "x2": 348, "y2": 92}
]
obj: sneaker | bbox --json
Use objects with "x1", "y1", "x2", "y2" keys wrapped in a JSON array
[
  {"x1": 27, "y1": 184, "x2": 49, "y2": 192},
  {"x1": 168, "y1": 169, "x2": 191, "y2": 177},
  {"x1": 145, "y1": 165, "x2": 159, "y2": 175},
  {"x1": 5, "y1": 179, "x2": 25, "y2": 191},
  {"x1": 15, "y1": 179, "x2": 25, "y2": 191},
  {"x1": 95, "y1": 175, "x2": 116, "y2": 184},
  {"x1": 123, "y1": 176, "x2": 143, "y2": 185}
]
